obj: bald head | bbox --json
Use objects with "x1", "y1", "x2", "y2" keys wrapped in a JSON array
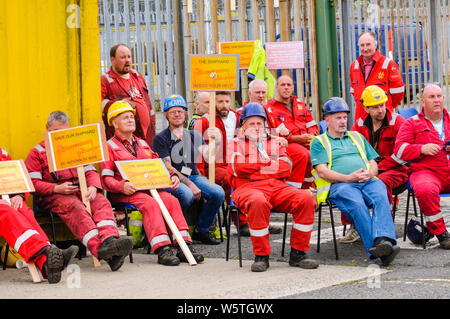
[
  {"x1": 194, "y1": 91, "x2": 210, "y2": 115},
  {"x1": 422, "y1": 84, "x2": 445, "y2": 121},
  {"x1": 275, "y1": 75, "x2": 294, "y2": 103}
]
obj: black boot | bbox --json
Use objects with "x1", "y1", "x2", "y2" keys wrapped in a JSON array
[
  {"x1": 176, "y1": 243, "x2": 204, "y2": 263},
  {"x1": 251, "y1": 255, "x2": 269, "y2": 272},
  {"x1": 192, "y1": 229, "x2": 220, "y2": 245},
  {"x1": 62, "y1": 245, "x2": 79, "y2": 270},
  {"x1": 289, "y1": 248, "x2": 319, "y2": 269},
  {"x1": 437, "y1": 230, "x2": 450, "y2": 249},
  {"x1": 97, "y1": 236, "x2": 134, "y2": 261},
  {"x1": 157, "y1": 246, "x2": 180, "y2": 266},
  {"x1": 41, "y1": 245, "x2": 64, "y2": 284}
]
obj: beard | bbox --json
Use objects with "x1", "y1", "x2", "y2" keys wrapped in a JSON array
[{"x1": 217, "y1": 108, "x2": 229, "y2": 118}]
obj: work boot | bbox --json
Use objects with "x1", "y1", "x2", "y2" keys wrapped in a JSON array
[
  {"x1": 368, "y1": 238, "x2": 393, "y2": 258},
  {"x1": 437, "y1": 230, "x2": 450, "y2": 249},
  {"x1": 62, "y1": 245, "x2": 79, "y2": 270},
  {"x1": 289, "y1": 248, "x2": 319, "y2": 269},
  {"x1": 97, "y1": 236, "x2": 134, "y2": 261},
  {"x1": 192, "y1": 229, "x2": 220, "y2": 245},
  {"x1": 157, "y1": 246, "x2": 180, "y2": 266},
  {"x1": 106, "y1": 255, "x2": 126, "y2": 272},
  {"x1": 176, "y1": 243, "x2": 204, "y2": 264},
  {"x1": 42, "y1": 245, "x2": 64, "y2": 284},
  {"x1": 380, "y1": 245, "x2": 400, "y2": 267},
  {"x1": 239, "y1": 224, "x2": 250, "y2": 237},
  {"x1": 251, "y1": 255, "x2": 269, "y2": 272},
  {"x1": 269, "y1": 224, "x2": 282, "y2": 234}
]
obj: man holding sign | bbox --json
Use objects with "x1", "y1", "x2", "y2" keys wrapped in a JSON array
[
  {"x1": 100, "y1": 101, "x2": 204, "y2": 265},
  {"x1": 25, "y1": 111, "x2": 134, "y2": 272},
  {"x1": 0, "y1": 147, "x2": 78, "y2": 283}
]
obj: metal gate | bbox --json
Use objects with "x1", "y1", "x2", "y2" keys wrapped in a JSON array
[{"x1": 336, "y1": 0, "x2": 450, "y2": 112}]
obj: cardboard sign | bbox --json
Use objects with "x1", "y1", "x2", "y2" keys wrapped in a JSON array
[
  {"x1": 115, "y1": 158, "x2": 173, "y2": 190},
  {"x1": 219, "y1": 41, "x2": 255, "y2": 69},
  {"x1": 189, "y1": 54, "x2": 240, "y2": 91},
  {"x1": 266, "y1": 41, "x2": 304, "y2": 69},
  {"x1": 0, "y1": 160, "x2": 35, "y2": 195},
  {"x1": 45, "y1": 123, "x2": 108, "y2": 172}
]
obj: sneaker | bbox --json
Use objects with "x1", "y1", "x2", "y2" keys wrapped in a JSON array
[
  {"x1": 42, "y1": 245, "x2": 64, "y2": 284},
  {"x1": 97, "y1": 236, "x2": 134, "y2": 261},
  {"x1": 368, "y1": 239, "x2": 393, "y2": 258},
  {"x1": 340, "y1": 226, "x2": 360, "y2": 243},
  {"x1": 289, "y1": 248, "x2": 319, "y2": 269},
  {"x1": 437, "y1": 230, "x2": 450, "y2": 249},
  {"x1": 176, "y1": 244, "x2": 204, "y2": 264},
  {"x1": 157, "y1": 246, "x2": 180, "y2": 266},
  {"x1": 251, "y1": 255, "x2": 269, "y2": 272},
  {"x1": 380, "y1": 245, "x2": 400, "y2": 267},
  {"x1": 62, "y1": 245, "x2": 79, "y2": 270},
  {"x1": 192, "y1": 229, "x2": 220, "y2": 245}
]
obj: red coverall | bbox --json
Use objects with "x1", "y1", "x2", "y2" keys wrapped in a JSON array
[
  {"x1": 25, "y1": 142, "x2": 119, "y2": 258},
  {"x1": 0, "y1": 148, "x2": 50, "y2": 274},
  {"x1": 101, "y1": 67, "x2": 156, "y2": 147},
  {"x1": 100, "y1": 134, "x2": 191, "y2": 253},
  {"x1": 394, "y1": 108, "x2": 450, "y2": 235},
  {"x1": 350, "y1": 50, "x2": 405, "y2": 121},
  {"x1": 265, "y1": 96, "x2": 318, "y2": 188},
  {"x1": 227, "y1": 132, "x2": 316, "y2": 256}
]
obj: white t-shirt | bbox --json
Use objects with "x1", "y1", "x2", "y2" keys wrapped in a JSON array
[{"x1": 221, "y1": 112, "x2": 237, "y2": 143}]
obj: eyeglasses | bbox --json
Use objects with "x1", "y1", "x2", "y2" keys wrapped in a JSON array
[{"x1": 167, "y1": 110, "x2": 185, "y2": 115}]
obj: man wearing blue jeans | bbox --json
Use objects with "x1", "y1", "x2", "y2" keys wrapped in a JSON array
[
  {"x1": 310, "y1": 97, "x2": 400, "y2": 266},
  {"x1": 152, "y1": 94, "x2": 225, "y2": 245}
]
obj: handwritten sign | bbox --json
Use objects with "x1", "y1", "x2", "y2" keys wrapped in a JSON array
[
  {"x1": 45, "y1": 123, "x2": 108, "y2": 172},
  {"x1": 0, "y1": 160, "x2": 35, "y2": 195},
  {"x1": 189, "y1": 54, "x2": 239, "y2": 91},
  {"x1": 115, "y1": 159, "x2": 173, "y2": 190},
  {"x1": 266, "y1": 41, "x2": 304, "y2": 69},
  {"x1": 219, "y1": 41, "x2": 255, "y2": 69}
]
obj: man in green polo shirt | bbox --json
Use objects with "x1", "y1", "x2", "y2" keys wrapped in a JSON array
[{"x1": 310, "y1": 97, "x2": 400, "y2": 266}]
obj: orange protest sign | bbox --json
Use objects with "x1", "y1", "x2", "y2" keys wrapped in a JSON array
[
  {"x1": 219, "y1": 41, "x2": 255, "y2": 69},
  {"x1": 115, "y1": 159, "x2": 173, "y2": 190},
  {"x1": 189, "y1": 54, "x2": 239, "y2": 91},
  {"x1": 0, "y1": 160, "x2": 35, "y2": 195},
  {"x1": 45, "y1": 123, "x2": 109, "y2": 172}
]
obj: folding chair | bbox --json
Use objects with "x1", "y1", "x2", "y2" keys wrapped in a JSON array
[
  {"x1": 316, "y1": 199, "x2": 339, "y2": 260},
  {"x1": 110, "y1": 202, "x2": 137, "y2": 263},
  {"x1": 391, "y1": 182, "x2": 408, "y2": 222}
]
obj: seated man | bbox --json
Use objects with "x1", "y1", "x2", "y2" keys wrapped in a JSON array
[
  {"x1": 310, "y1": 97, "x2": 400, "y2": 266},
  {"x1": 152, "y1": 94, "x2": 225, "y2": 245},
  {"x1": 394, "y1": 83, "x2": 450, "y2": 249},
  {"x1": 227, "y1": 102, "x2": 318, "y2": 272},
  {"x1": 341, "y1": 85, "x2": 409, "y2": 243},
  {"x1": 0, "y1": 147, "x2": 78, "y2": 284},
  {"x1": 25, "y1": 111, "x2": 134, "y2": 272},
  {"x1": 100, "y1": 101, "x2": 204, "y2": 265}
]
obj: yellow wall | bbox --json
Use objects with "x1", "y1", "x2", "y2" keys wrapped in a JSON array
[{"x1": 0, "y1": 0, "x2": 101, "y2": 161}]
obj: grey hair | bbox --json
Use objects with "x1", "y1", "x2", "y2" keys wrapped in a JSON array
[
  {"x1": 358, "y1": 31, "x2": 377, "y2": 43},
  {"x1": 248, "y1": 79, "x2": 268, "y2": 92},
  {"x1": 47, "y1": 111, "x2": 69, "y2": 126}
]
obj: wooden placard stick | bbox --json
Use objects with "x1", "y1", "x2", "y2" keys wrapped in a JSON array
[
  {"x1": 1, "y1": 194, "x2": 42, "y2": 283},
  {"x1": 76, "y1": 166, "x2": 101, "y2": 268},
  {"x1": 208, "y1": 91, "x2": 216, "y2": 185},
  {"x1": 150, "y1": 189, "x2": 197, "y2": 266}
]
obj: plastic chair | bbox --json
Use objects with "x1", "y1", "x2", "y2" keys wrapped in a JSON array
[
  {"x1": 397, "y1": 107, "x2": 419, "y2": 119},
  {"x1": 316, "y1": 199, "x2": 339, "y2": 260}
]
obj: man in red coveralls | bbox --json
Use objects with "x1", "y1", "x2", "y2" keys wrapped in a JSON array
[
  {"x1": 100, "y1": 101, "x2": 204, "y2": 266},
  {"x1": 0, "y1": 147, "x2": 78, "y2": 283},
  {"x1": 350, "y1": 31, "x2": 405, "y2": 121},
  {"x1": 227, "y1": 102, "x2": 318, "y2": 272},
  {"x1": 101, "y1": 43, "x2": 156, "y2": 147},
  {"x1": 25, "y1": 111, "x2": 134, "y2": 271},
  {"x1": 394, "y1": 84, "x2": 450, "y2": 249},
  {"x1": 265, "y1": 75, "x2": 318, "y2": 189}
]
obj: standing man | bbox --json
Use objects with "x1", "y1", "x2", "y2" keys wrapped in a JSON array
[
  {"x1": 265, "y1": 75, "x2": 318, "y2": 189},
  {"x1": 342, "y1": 85, "x2": 409, "y2": 243},
  {"x1": 101, "y1": 43, "x2": 156, "y2": 147},
  {"x1": 25, "y1": 111, "x2": 134, "y2": 271},
  {"x1": 187, "y1": 91, "x2": 210, "y2": 130},
  {"x1": 310, "y1": 98, "x2": 400, "y2": 266},
  {"x1": 152, "y1": 94, "x2": 225, "y2": 245},
  {"x1": 350, "y1": 31, "x2": 405, "y2": 121},
  {"x1": 394, "y1": 84, "x2": 450, "y2": 248},
  {"x1": 228, "y1": 103, "x2": 318, "y2": 272}
]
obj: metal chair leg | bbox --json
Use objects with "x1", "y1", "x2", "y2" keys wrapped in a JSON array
[
  {"x1": 316, "y1": 204, "x2": 322, "y2": 253},
  {"x1": 2, "y1": 243, "x2": 9, "y2": 270},
  {"x1": 281, "y1": 213, "x2": 288, "y2": 257},
  {"x1": 403, "y1": 190, "x2": 411, "y2": 241},
  {"x1": 328, "y1": 202, "x2": 339, "y2": 260},
  {"x1": 236, "y1": 210, "x2": 242, "y2": 268},
  {"x1": 225, "y1": 207, "x2": 232, "y2": 261},
  {"x1": 123, "y1": 207, "x2": 133, "y2": 263}
]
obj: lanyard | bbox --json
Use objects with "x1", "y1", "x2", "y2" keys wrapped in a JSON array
[{"x1": 115, "y1": 135, "x2": 137, "y2": 157}]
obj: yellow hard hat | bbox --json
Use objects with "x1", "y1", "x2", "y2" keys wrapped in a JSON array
[
  {"x1": 107, "y1": 101, "x2": 136, "y2": 126},
  {"x1": 360, "y1": 85, "x2": 388, "y2": 107}
]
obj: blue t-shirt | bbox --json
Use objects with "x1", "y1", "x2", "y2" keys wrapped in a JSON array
[{"x1": 152, "y1": 128, "x2": 206, "y2": 176}]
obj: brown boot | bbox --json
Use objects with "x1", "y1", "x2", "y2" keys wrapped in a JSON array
[
  {"x1": 251, "y1": 255, "x2": 269, "y2": 272},
  {"x1": 437, "y1": 230, "x2": 450, "y2": 249}
]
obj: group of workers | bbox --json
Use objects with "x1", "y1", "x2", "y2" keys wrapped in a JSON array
[{"x1": 1, "y1": 31, "x2": 449, "y2": 284}]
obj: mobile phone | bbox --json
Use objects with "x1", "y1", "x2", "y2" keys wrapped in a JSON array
[
  {"x1": 72, "y1": 182, "x2": 80, "y2": 187},
  {"x1": 443, "y1": 141, "x2": 450, "y2": 150}
]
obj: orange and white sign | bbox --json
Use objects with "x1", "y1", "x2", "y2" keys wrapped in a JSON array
[
  {"x1": 45, "y1": 123, "x2": 108, "y2": 172},
  {"x1": 219, "y1": 41, "x2": 255, "y2": 69},
  {"x1": 189, "y1": 54, "x2": 239, "y2": 91},
  {"x1": 0, "y1": 160, "x2": 35, "y2": 195},
  {"x1": 115, "y1": 159, "x2": 173, "y2": 190}
]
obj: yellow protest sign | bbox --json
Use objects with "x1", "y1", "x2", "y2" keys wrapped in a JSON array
[
  {"x1": 189, "y1": 54, "x2": 239, "y2": 91},
  {"x1": 0, "y1": 160, "x2": 35, "y2": 195},
  {"x1": 45, "y1": 122, "x2": 108, "y2": 172},
  {"x1": 219, "y1": 41, "x2": 255, "y2": 69},
  {"x1": 115, "y1": 159, "x2": 173, "y2": 190}
]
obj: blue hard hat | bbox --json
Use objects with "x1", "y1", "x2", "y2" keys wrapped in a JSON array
[
  {"x1": 406, "y1": 216, "x2": 434, "y2": 245},
  {"x1": 240, "y1": 102, "x2": 267, "y2": 123},
  {"x1": 163, "y1": 94, "x2": 188, "y2": 112},
  {"x1": 322, "y1": 97, "x2": 350, "y2": 116}
]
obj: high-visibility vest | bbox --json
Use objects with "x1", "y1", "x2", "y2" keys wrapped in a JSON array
[
  {"x1": 311, "y1": 131, "x2": 371, "y2": 204},
  {"x1": 129, "y1": 210, "x2": 144, "y2": 248}
]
